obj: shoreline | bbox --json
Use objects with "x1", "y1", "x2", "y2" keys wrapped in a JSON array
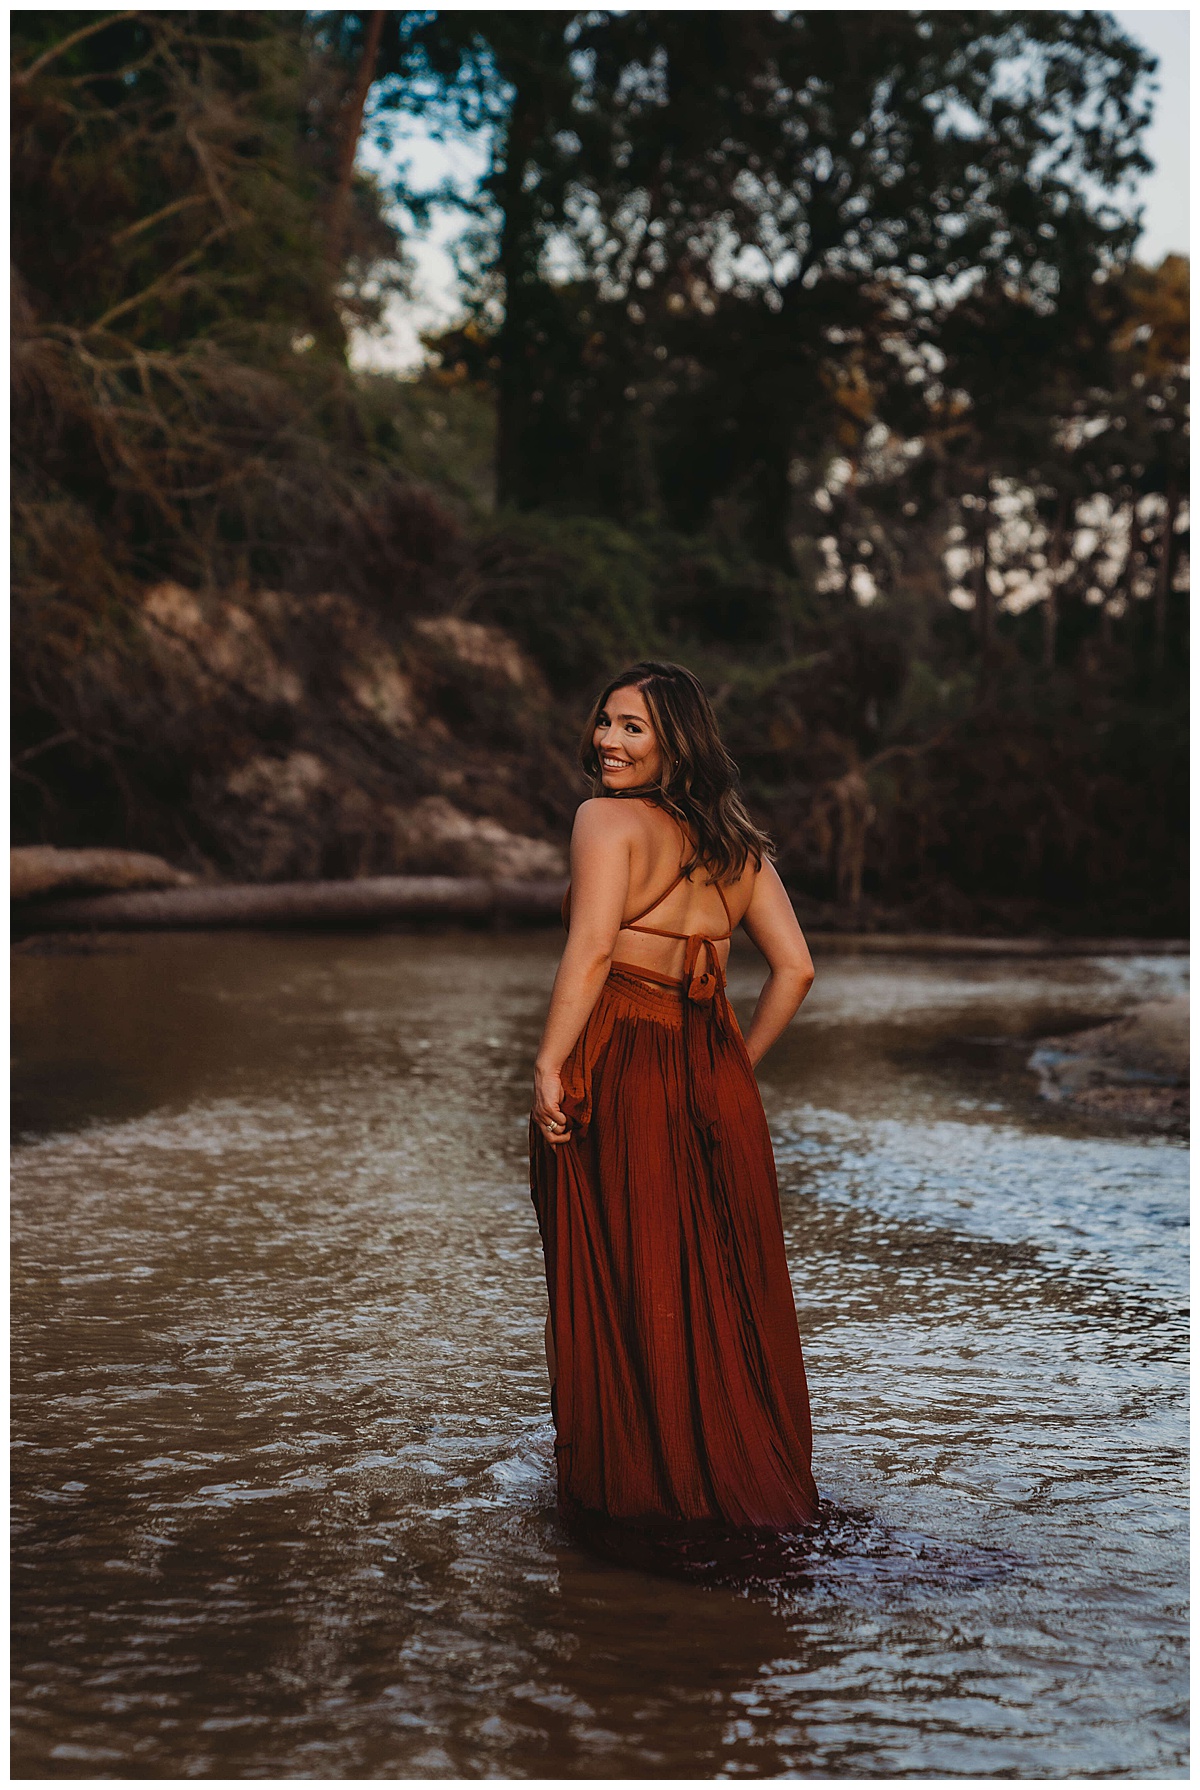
[
  {"x1": 9, "y1": 858, "x2": 1188, "y2": 956},
  {"x1": 804, "y1": 933, "x2": 1187, "y2": 958},
  {"x1": 9, "y1": 874, "x2": 1189, "y2": 957},
  {"x1": 12, "y1": 926, "x2": 1188, "y2": 961}
]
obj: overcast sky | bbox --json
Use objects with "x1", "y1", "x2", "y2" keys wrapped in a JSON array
[
  {"x1": 354, "y1": 8, "x2": 1190, "y2": 373},
  {"x1": 1111, "y1": 8, "x2": 1189, "y2": 259}
]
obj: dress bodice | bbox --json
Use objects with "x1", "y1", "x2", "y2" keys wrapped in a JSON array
[{"x1": 563, "y1": 862, "x2": 733, "y2": 1004}]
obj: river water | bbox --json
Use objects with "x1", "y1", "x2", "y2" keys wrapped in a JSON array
[{"x1": 11, "y1": 930, "x2": 1188, "y2": 1779}]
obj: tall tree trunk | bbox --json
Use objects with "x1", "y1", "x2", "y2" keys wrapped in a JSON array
[
  {"x1": 974, "y1": 496, "x2": 993, "y2": 690},
  {"x1": 1043, "y1": 490, "x2": 1067, "y2": 670},
  {"x1": 327, "y1": 11, "x2": 385, "y2": 270},
  {"x1": 749, "y1": 288, "x2": 815, "y2": 569},
  {"x1": 1115, "y1": 502, "x2": 1138, "y2": 669},
  {"x1": 1153, "y1": 476, "x2": 1179, "y2": 673},
  {"x1": 495, "y1": 79, "x2": 542, "y2": 509},
  {"x1": 754, "y1": 425, "x2": 802, "y2": 571}
]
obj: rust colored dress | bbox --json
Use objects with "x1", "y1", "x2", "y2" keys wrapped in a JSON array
[{"x1": 529, "y1": 861, "x2": 819, "y2": 1566}]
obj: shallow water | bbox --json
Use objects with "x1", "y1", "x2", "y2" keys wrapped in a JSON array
[{"x1": 11, "y1": 930, "x2": 1188, "y2": 1778}]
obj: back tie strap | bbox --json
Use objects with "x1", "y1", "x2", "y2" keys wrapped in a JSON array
[
  {"x1": 622, "y1": 875, "x2": 732, "y2": 1003},
  {"x1": 563, "y1": 854, "x2": 735, "y2": 1005},
  {"x1": 681, "y1": 931, "x2": 722, "y2": 1004}
]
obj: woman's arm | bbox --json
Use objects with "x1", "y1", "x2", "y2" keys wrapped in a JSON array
[
  {"x1": 532, "y1": 800, "x2": 633, "y2": 1145},
  {"x1": 738, "y1": 858, "x2": 815, "y2": 1068}
]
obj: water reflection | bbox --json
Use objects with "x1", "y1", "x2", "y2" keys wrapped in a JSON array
[{"x1": 11, "y1": 932, "x2": 1188, "y2": 1777}]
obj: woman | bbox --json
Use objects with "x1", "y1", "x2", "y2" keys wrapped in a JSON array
[{"x1": 529, "y1": 660, "x2": 820, "y2": 1568}]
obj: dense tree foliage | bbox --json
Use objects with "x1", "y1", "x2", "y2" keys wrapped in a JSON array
[
  {"x1": 11, "y1": 11, "x2": 1189, "y2": 934},
  {"x1": 401, "y1": 13, "x2": 1153, "y2": 535},
  {"x1": 13, "y1": 11, "x2": 401, "y2": 601}
]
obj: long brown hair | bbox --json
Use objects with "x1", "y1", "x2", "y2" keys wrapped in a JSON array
[{"x1": 579, "y1": 660, "x2": 773, "y2": 883}]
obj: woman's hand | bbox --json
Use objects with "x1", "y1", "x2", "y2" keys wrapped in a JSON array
[
  {"x1": 533, "y1": 1062, "x2": 571, "y2": 1146},
  {"x1": 529, "y1": 799, "x2": 633, "y2": 1141}
]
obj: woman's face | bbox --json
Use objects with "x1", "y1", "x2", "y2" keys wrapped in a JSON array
[{"x1": 594, "y1": 684, "x2": 664, "y2": 791}]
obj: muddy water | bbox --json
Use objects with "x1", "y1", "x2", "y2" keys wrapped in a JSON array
[{"x1": 11, "y1": 931, "x2": 1188, "y2": 1779}]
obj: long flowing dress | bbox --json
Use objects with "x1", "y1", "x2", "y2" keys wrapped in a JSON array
[{"x1": 529, "y1": 862, "x2": 819, "y2": 1570}]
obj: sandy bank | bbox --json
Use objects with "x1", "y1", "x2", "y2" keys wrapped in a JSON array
[{"x1": 1029, "y1": 997, "x2": 1189, "y2": 1127}]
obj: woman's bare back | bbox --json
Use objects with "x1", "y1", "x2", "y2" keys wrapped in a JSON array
[{"x1": 611, "y1": 798, "x2": 756, "y2": 983}]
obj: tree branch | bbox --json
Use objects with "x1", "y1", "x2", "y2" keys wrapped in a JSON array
[
  {"x1": 327, "y1": 10, "x2": 386, "y2": 267},
  {"x1": 89, "y1": 226, "x2": 236, "y2": 332},
  {"x1": 865, "y1": 721, "x2": 960, "y2": 774},
  {"x1": 185, "y1": 124, "x2": 241, "y2": 228},
  {"x1": 12, "y1": 729, "x2": 78, "y2": 766},
  {"x1": 12, "y1": 12, "x2": 141, "y2": 86},
  {"x1": 111, "y1": 192, "x2": 210, "y2": 247}
]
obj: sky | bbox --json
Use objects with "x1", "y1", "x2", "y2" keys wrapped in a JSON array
[
  {"x1": 352, "y1": 9, "x2": 1191, "y2": 375},
  {"x1": 1111, "y1": 8, "x2": 1190, "y2": 258}
]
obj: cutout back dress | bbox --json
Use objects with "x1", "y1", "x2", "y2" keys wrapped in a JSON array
[{"x1": 529, "y1": 839, "x2": 819, "y2": 1561}]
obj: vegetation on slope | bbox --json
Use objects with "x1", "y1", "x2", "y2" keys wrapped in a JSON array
[{"x1": 11, "y1": 11, "x2": 1189, "y2": 933}]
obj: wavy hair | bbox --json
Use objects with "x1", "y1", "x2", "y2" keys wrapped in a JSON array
[{"x1": 579, "y1": 660, "x2": 772, "y2": 883}]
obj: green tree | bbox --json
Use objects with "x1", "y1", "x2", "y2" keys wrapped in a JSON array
[
  {"x1": 404, "y1": 12, "x2": 1154, "y2": 559},
  {"x1": 12, "y1": 9, "x2": 405, "y2": 613},
  {"x1": 10, "y1": 9, "x2": 447, "y2": 844}
]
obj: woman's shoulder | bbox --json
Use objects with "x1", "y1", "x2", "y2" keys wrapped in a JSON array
[{"x1": 571, "y1": 795, "x2": 652, "y2": 839}]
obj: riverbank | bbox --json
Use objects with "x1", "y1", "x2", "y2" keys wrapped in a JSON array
[
  {"x1": 10, "y1": 857, "x2": 1189, "y2": 956},
  {"x1": 1029, "y1": 996, "x2": 1189, "y2": 1127}
]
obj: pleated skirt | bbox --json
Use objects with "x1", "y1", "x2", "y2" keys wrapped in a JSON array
[{"x1": 529, "y1": 965, "x2": 819, "y2": 1549}]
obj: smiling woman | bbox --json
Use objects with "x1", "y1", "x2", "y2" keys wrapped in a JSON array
[
  {"x1": 528, "y1": 661, "x2": 821, "y2": 1572},
  {"x1": 592, "y1": 692, "x2": 660, "y2": 786}
]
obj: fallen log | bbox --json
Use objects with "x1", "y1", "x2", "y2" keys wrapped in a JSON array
[
  {"x1": 11, "y1": 844, "x2": 196, "y2": 900},
  {"x1": 10, "y1": 878, "x2": 1189, "y2": 955},
  {"x1": 13, "y1": 875, "x2": 570, "y2": 933}
]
